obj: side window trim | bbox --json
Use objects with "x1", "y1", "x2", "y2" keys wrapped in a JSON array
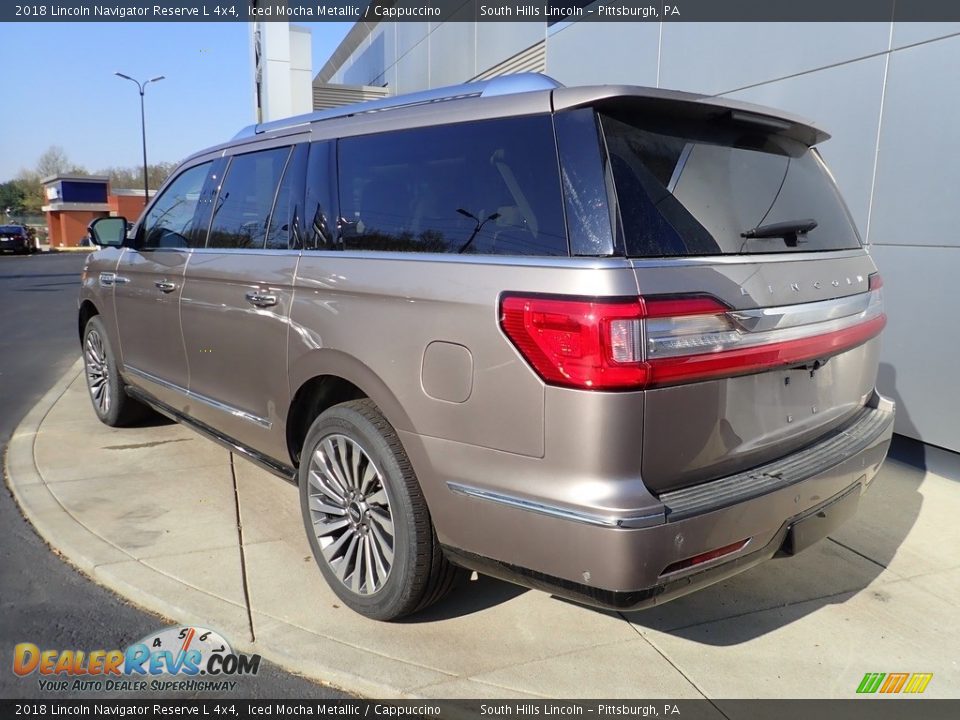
[
  {"x1": 203, "y1": 155, "x2": 233, "y2": 249},
  {"x1": 194, "y1": 156, "x2": 230, "y2": 250},
  {"x1": 304, "y1": 140, "x2": 339, "y2": 250},
  {"x1": 263, "y1": 146, "x2": 295, "y2": 249}
]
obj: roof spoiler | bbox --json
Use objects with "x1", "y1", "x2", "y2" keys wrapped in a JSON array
[{"x1": 553, "y1": 85, "x2": 830, "y2": 146}]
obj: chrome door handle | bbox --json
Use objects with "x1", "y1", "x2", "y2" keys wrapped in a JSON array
[
  {"x1": 245, "y1": 290, "x2": 278, "y2": 308},
  {"x1": 99, "y1": 273, "x2": 129, "y2": 287},
  {"x1": 155, "y1": 280, "x2": 177, "y2": 293}
]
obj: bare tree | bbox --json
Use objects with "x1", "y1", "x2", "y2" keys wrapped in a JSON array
[{"x1": 36, "y1": 145, "x2": 88, "y2": 178}]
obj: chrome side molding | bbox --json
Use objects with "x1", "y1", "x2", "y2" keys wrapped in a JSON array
[
  {"x1": 124, "y1": 365, "x2": 272, "y2": 429},
  {"x1": 446, "y1": 482, "x2": 664, "y2": 529}
]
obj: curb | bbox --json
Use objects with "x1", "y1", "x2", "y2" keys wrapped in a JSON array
[{"x1": 3, "y1": 362, "x2": 418, "y2": 699}]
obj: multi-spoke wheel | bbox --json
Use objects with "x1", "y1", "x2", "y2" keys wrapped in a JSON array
[
  {"x1": 299, "y1": 399, "x2": 465, "y2": 620},
  {"x1": 85, "y1": 327, "x2": 111, "y2": 416},
  {"x1": 307, "y1": 435, "x2": 395, "y2": 595},
  {"x1": 82, "y1": 315, "x2": 148, "y2": 426}
]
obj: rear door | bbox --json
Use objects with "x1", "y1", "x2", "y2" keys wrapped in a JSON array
[
  {"x1": 596, "y1": 109, "x2": 885, "y2": 492},
  {"x1": 115, "y1": 160, "x2": 216, "y2": 410},
  {"x1": 179, "y1": 142, "x2": 307, "y2": 462}
]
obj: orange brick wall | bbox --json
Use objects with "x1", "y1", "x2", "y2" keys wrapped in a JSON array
[
  {"x1": 108, "y1": 194, "x2": 149, "y2": 221},
  {"x1": 47, "y1": 211, "x2": 108, "y2": 247}
]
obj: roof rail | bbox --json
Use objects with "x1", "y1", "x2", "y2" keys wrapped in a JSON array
[{"x1": 233, "y1": 72, "x2": 563, "y2": 140}]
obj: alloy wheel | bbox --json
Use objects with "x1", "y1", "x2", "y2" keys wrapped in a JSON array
[
  {"x1": 84, "y1": 329, "x2": 111, "y2": 415},
  {"x1": 307, "y1": 434, "x2": 395, "y2": 595}
]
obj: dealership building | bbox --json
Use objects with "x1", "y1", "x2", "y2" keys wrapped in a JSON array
[{"x1": 306, "y1": 19, "x2": 959, "y2": 453}]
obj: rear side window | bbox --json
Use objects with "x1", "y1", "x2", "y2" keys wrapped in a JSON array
[
  {"x1": 337, "y1": 115, "x2": 568, "y2": 256},
  {"x1": 601, "y1": 113, "x2": 862, "y2": 257},
  {"x1": 206, "y1": 147, "x2": 291, "y2": 250}
]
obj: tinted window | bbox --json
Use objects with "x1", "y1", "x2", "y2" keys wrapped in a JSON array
[
  {"x1": 601, "y1": 114, "x2": 862, "y2": 257},
  {"x1": 206, "y1": 147, "x2": 291, "y2": 250},
  {"x1": 266, "y1": 144, "x2": 307, "y2": 250},
  {"x1": 140, "y1": 162, "x2": 211, "y2": 249},
  {"x1": 0, "y1": 225, "x2": 25, "y2": 234},
  {"x1": 337, "y1": 115, "x2": 568, "y2": 256}
]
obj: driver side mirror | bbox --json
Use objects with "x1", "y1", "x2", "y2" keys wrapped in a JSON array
[{"x1": 89, "y1": 216, "x2": 128, "y2": 248}]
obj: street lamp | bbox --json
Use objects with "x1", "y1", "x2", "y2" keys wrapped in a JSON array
[{"x1": 114, "y1": 72, "x2": 165, "y2": 201}]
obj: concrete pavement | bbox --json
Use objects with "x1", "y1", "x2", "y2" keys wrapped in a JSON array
[{"x1": 6, "y1": 360, "x2": 960, "y2": 699}]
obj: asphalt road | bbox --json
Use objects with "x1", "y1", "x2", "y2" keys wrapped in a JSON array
[{"x1": 0, "y1": 252, "x2": 348, "y2": 700}]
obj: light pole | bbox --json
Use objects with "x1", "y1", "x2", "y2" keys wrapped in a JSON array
[{"x1": 115, "y1": 72, "x2": 165, "y2": 201}]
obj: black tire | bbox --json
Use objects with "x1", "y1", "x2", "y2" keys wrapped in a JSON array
[
  {"x1": 299, "y1": 399, "x2": 465, "y2": 621},
  {"x1": 82, "y1": 315, "x2": 149, "y2": 427}
]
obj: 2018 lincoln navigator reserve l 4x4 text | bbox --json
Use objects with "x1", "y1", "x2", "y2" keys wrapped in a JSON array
[{"x1": 79, "y1": 74, "x2": 894, "y2": 621}]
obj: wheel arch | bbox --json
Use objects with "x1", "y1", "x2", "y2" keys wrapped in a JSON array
[
  {"x1": 78, "y1": 299, "x2": 99, "y2": 341},
  {"x1": 286, "y1": 349, "x2": 415, "y2": 470}
]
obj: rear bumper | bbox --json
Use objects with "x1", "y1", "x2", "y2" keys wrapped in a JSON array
[
  {"x1": 429, "y1": 391, "x2": 895, "y2": 611},
  {"x1": 0, "y1": 239, "x2": 28, "y2": 252}
]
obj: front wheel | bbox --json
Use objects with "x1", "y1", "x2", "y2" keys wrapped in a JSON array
[
  {"x1": 82, "y1": 315, "x2": 148, "y2": 426},
  {"x1": 299, "y1": 399, "x2": 464, "y2": 621}
]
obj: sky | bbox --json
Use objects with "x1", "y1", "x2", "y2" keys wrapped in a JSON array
[{"x1": 0, "y1": 22, "x2": 353, "y2": 182}]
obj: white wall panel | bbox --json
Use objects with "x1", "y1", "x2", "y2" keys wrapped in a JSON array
[
  {"x1": 429, "y1": 22, "x2": 476, "y2": 88},
  {"x1": 660, "y1": 22, "x2": 890, "y2": 95},
  {"x1": 546, "y1": 21, "x2": 658, "y2": 87},
  {"x1": 394, "y1": 35, "x2": 430, "y2": 95},
  {"x1": 396, "y1": 22, "x2": 430, "y2": 59},
  {"x1": 871, "y1": 244, "x2": 959, "y2": 451},
  {"x1": 475, "y1": 23, "x2": 544, "y2": 77},
  {"x1": 869, "y1": 35, "x2": 960, "y2": 248},
  {"x1": 891, "y1": 22, "x2": 960, "y2": 48}
]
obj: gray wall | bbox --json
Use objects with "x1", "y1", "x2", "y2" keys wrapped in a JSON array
[{"x1": 326, "y1": 21, "x2": 960, "y2": 452}]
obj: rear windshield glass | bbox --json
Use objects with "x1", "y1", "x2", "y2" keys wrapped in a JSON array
[
  {"x1": 600, "y1": 113, "x2": 861, "y2": 257},
  {"x1": 0, "y1": 226, "x2": 24, "y2": 234}
]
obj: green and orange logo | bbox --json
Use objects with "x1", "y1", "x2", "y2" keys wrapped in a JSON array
[{"x1": 857, "y1": 672, "x2": 933, "y2": 694}]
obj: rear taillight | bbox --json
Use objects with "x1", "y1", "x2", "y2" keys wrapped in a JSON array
[{"x1": 500, "y1": 279, "x2": 885, "y2": 391}]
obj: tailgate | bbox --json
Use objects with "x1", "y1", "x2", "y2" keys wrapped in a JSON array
[{"x1": 633, "y1": 253, "x2": 883, "y2": 493}]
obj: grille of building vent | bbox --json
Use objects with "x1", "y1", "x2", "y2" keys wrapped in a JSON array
[
  {"x1": 472, "y1": 41, "x2": 547, "y2": 82},
  {"x1": 312, "y1": 83, "x2": 392, "y2": 111}
]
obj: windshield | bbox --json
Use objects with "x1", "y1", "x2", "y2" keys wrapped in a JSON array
[
  {"x1": 0, "y1": 226, "x2": 24, "y2": 234},
  {"x1": 600, "y1": 113, "x2": 862, "y2": 257}
]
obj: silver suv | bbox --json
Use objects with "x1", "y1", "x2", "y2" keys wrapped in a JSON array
[{"x1": 81, "y1": 74, "x2": 894, "y2": 621}]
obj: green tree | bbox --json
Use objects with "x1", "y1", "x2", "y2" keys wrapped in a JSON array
[{"x1": 0, "y1": 180, "x2": 27, "y2": 215}]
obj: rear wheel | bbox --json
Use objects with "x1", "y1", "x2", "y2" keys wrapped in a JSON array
[
  {"x1": 82, "y1": 315, "x2": 148, "y2": 426},
  {"x1": 299, "y1": 399, "x2": 464, "y2": 620}
]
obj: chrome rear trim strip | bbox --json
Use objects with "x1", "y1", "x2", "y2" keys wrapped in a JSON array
[
  {"x1": 728, "y1": 291, "x2": 872, "y2": 332},
  {"x1": 447, "y1": 482, "x2": 664, "y2": 529}
]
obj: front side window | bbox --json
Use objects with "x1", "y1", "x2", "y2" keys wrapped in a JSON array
[
  {"x1": 140, "y1": 162, "x2": 212, "y2": 249},
  {"x1": 601, "y1": 113, "x2": 862, "y2": 257},
  {"x1": 206, "y1": 147, "x2": 292, "y2": 250},
  {"x1": 337, "y1": 115, "x2": 568, "y2": 256}
]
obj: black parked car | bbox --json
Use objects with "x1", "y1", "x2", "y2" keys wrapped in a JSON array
[{"x1": 0, "y1": 225, "x2": 33, "y2": 254}]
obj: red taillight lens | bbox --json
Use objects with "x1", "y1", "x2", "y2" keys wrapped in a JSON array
[
  {"x1": 499, "y1": 296, "x2": 648, "y2": 390},
  {"x1": 500, "y1": 286, "x2": 886, "y2": 391}
]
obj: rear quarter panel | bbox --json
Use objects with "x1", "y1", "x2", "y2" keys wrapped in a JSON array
[{"x1": 288, "y1": 254, "x2": 641, "y2": 459}]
